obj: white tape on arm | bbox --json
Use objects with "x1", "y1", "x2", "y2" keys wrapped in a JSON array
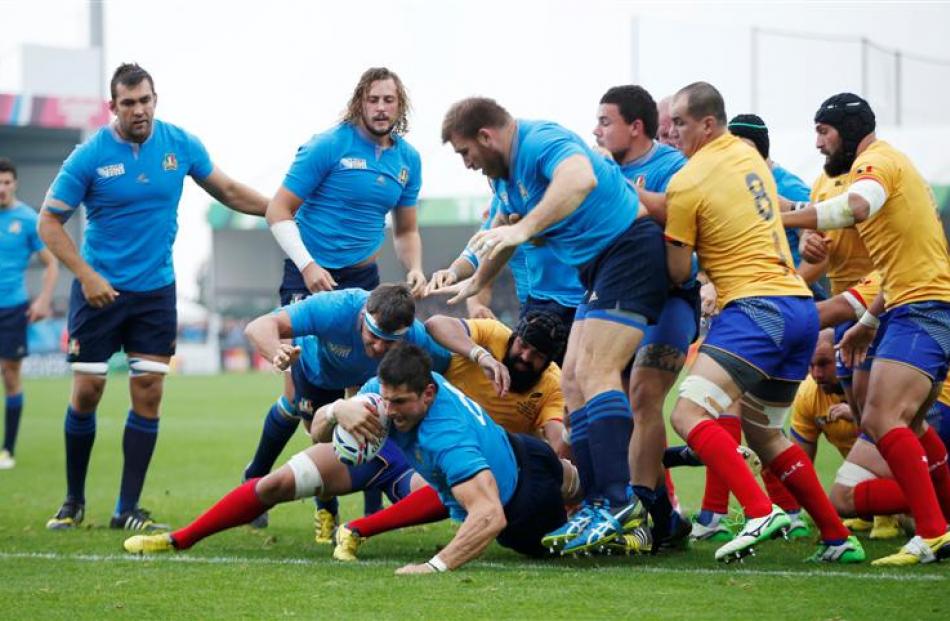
[
  {"x1": 815, "y1": 192, "x2": 855, "y2": 230},
  {"x1": 270, "y1": 220, "x2": 315, "y2": 271},
  {"x1": 849, "y1": 178, "x2": 888, "y2": 219}
]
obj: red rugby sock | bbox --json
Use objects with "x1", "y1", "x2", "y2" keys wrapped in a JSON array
[
  {"x1": 762, "y1": 469, "x2": 801, "y2": 513},
  {"x1": 347, "y1": 485, "x2": 448, "y2": 538},
  {"x1": 768, "y1": 444, "x2": 849, "y2": 541},
  {"x1": 699, "y1": 416, "x2": 741, "y2": 514},
  {"x1": 919, "y1": 426, "x2": 950, "y2": 523},
  {"x1": 853, "y1": 478, "x2": 908, "y2": 516},
  {"x1": 688, "y1": 419, "x2": 771, "y2": 519},
  {"x1": 171, "y1": 478, "x2": 269, "y2": 550},
  {"x1": 877, "y1": 427, "x2": 947, "y2": 538}
]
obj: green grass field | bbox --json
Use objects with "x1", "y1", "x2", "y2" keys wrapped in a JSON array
[{"x1": 0, "y1": 373, "x2": 946, "y2": 620}]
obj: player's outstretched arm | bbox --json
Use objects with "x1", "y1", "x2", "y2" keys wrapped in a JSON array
[
  {"x1": 395, "y1": 469, "x2": 505, "y2": 574},
  {"x1": 425, "y1": 315, "x2": 509, "y2": 395},
  {"x1": 393, "y1": 207, "x2": 426, "y2": 298},
  {"x1": 196, "y1": 167, "x2": 269, "y2": 216},
  {"x1": 37, "y1": 205, "x2": 117, "y2": 308},
  {"x1": 426, "y1": 256, "x2": 475, "y2": 296}
]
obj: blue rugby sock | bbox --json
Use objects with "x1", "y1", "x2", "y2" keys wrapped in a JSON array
[
  {"x1": 662, "y1": 444, "x2": 703, "y2": 468},
  {"x1": 316, "y1": 496, "x2": 339, "y2": 515},
  {"x1": 634, "y1": 484, "x2": 677, "y2": 543},
  {"x1": 586, "y1": 390, "x2": 633, "y2": 507},
  {"x1": 568, "y1": 405, "x2": 596, "y2": 502},
  {"x1": 3, "y1": 393, "x2": 24, "y2": 454},
  {"x1": 115, "y1": 410, "x2": 159, "y2": 515},
  {"x1": 244, "y1": 399, "x2": 299, "y2": 479},
  {"x1": 64, "y1": 406, "x2": 96, "y2": 504},
  {"x1": 363, "y1": 488, "x2": 384, "y2": 516}
]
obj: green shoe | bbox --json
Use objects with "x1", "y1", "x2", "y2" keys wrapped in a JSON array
[
  {"x1": 806, "y1": 535, "x2": 866, "y2": 564},
  {"x1": 715, "y1": 505, "x2": 790, "y2": 563}
]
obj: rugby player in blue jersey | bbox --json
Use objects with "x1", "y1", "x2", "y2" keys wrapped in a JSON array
[
  {"x1": 40, "y1": 64, "x2": 269, "y2": 531},
  {"x1": 122, "y1": 286, "x2": 450, "y2": 556},
  {"x1": 0, "y1": 158, "x2": 59, "y2": 470},
  {"x1": 441, "y1": 97, "x2": 668, "y2": 553},
  {"x1": 588, "y1": 85, "x2": 696, "y2": 551},
  {"x1": 251, "y1": 68, "x2": 425, "y2": 530}
]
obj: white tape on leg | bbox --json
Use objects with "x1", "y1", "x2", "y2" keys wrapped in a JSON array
[
  {"x1": 678, "y1": 375, "x2": 734, "y2": 418},
  {"x1": 834, "y1": 461, "x2": 877, "y2": 487},
  {"x1": 287, "y1": 451, "x2": 323, "y2": 499},
  {"x1": 70, "y1": 362, "x2": 109, "y2": 376},
  {"x1": 128, "y1": 357, "x2": 170, "y2": 377}
]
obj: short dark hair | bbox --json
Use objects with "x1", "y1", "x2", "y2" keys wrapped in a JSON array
[
  {"x1": 675, "y1": 82, "x2": 727, "y2": 126},
  {"x1": 0, "y1": 158, "x2": 17, "y2": 179},
  {"x1": 342, "y1": 67, "x2": 411, "y2": 136},
  {"x1": 441, "y1": 97, "x2": 512, "y2": 143},
  {"x1": 110, "y1": 63, "x2": 155, "y2": 100},
  {"x1": 600, "y1": 85, "x2": 659, "y2": 139},
  {"x1": 379, "y1": 342, "x2": 433, "y2": 395},
  {"x1": 365, "y1": 283, "x2": 415, "y2": 334}
]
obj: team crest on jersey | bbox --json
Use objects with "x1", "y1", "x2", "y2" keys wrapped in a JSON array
[
  {"x1": 96, "y1": 163, "x2": 125, "y2": 178},
  {"x1": 327, "y1": 342, "x2": 352, "y2": 358},
  {"x1": 397, "y1": 167, "x2": 409, "y2": 186},
  {"x1": 340, "y1": 157, "x2": 368, "y2": 170},
  {"x1": 68, "y1": 338, "x2": 80, "y2": 356},
  {"x1": 517, "y1": 182, "x2": 529, "y2": 201},
  {"x1": 7, "y1": 220, "x2": 22, "y2": 234},
  {"x1": 162, "y1": 153, "x2": 178, "y2": 171}
]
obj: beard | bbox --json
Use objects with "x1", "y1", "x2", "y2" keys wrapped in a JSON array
[
  {"x1": 503, "y1": 353, "x2": 547, "y2": 393},
  {"x1": 823, "y1": 145, "x2": 856, "y2": 177},
  {"x1": 362, "y1": 113, "x2": 396, "y2": 137}
]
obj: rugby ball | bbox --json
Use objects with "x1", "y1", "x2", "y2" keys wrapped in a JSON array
[{"x1": 332, "y1": 393, "x2": 389, "y2": 466}]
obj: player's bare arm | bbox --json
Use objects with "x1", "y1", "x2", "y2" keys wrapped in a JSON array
[
  {"x1": 424, "y1": 315, "x2": 510, "y2": 396},
  {"x1": 266, "y1": 186, "x2": 337, "y2": 292},
  {"x1": 27, "y1": 248, "x2": 59, "y2": 322},
  {"x1": 666, "y1": 241, "x2": 695, "y2": 285},
  {"x1": 195, "y1": 167, "x2": 269, "y2": 216},
  {"x1": 392, "y1": 206, "x2": 426, "y2": 297}
]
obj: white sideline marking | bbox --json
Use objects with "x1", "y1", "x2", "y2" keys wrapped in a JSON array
[{"x1": 0, "y1": 551, "x2": 945, "y2": 582}]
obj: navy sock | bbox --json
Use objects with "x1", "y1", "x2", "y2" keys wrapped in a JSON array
[
  {"x1": 363, "y1": 488, "x2": 383, "y2": 516},
  {"x1": 586, "y1": 390, "x2": 633, "y2": 507},
  {"x1": 634, "y1": 484, "x2": 676, "y2": 545},
  {"x1": 316, "y1": 496, "x2": 340, "y2": 515},
  {"x1": 244, "y1": 399, "x2": 299, "y2": 479},
  {"x1": 64, "y1": 406, "x2": 96, "y2": 504},
  {"x1": 569, "y1": 405, "x2": 596, "y2": 502},
  {"x1": 662, "y1": 444, "x2": 703, "y2": 468},
  {"x1": 115, "y1": 411, "x2": 159, "y2": 515},
  {"x1": 3, "y1": 393, "x2": 24, "y2": 454}
]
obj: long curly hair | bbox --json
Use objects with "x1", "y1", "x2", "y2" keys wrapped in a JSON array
[{"x1": 342, "y1": 67, "x2": 411, "y2": 136}]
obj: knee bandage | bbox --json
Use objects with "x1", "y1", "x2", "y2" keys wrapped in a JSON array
[
  {"x1": 834, "y1": 461, "x2": 876, "y2": 487},
  {"x1": 678, "y1": 375, "x2": 733, "y2": 418},
  {"x1": 740, "y1": 394, "x2": 791, "y2": 429},
  {"x1": 128, "y1": 357, "x2": 170, "y2": 377},
  {"x1": 71, "y1": 362, "x2": 109, "y2": 376},
  {"x1": 287, "y1": 451, "x2": 323, "y2": 499}
]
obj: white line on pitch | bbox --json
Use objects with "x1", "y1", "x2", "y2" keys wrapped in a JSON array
[{"x1": 0, "y1": 551, "x2": 944, "y2": 583}]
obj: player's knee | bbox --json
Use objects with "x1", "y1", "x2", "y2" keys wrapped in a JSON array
[
  {"x1": 285, "y1": 451, "x2": 324, "y2": 500},
  {"x1": 829, "y1": 483, "x2": 856, "y2": 517},
  {"x1": 256, "y1": 467, "x2": 298, "y2": 505},
  {"x1": 71, "y1": 374, "x2": 106, "y2": 410},
  {"x1": 628, "y1": 378, "x2": 666, "y2": 421}
]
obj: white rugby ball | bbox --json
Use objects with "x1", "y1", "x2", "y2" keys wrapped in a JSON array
[{"x1": 332, "y1": 393, "x2": 389, "y2": 466}]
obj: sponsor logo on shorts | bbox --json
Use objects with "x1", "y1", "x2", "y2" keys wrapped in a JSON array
[
  {"x1": 96, "y1": 163, "x2": 125, "y2": 178},
  {"x1": 340, "y1": 158, "x2": 368, "y2": 170},
  {"x1": 163, "y1": 153, "x2": 178, "y2": 171},
  {"x1": 297, "y1": 398, "x2": 314, "y2": 416},
  {"x1": 68, "y1": 338, "x2": 80, "y2": 356}
]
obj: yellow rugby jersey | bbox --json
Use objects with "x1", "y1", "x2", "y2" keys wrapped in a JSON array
[
  {"x1": 666, "y1": 133, "x2": 811, "y2": 307},
  {"x1": 789, "y1": 376, "x2": 856, "y2": 458},
  {"x1": 444, "y1": 319, "x2": 564, "y2": 435},
  {"x1": 850, "y1": 140, "x2": 950, "y2": 308},
  {"x1": 811, "y1": 172, "x2": 874, "y2": 295},
  {"x1": 939, "y1": 376, "x2": 950, "y2": 407},
  {"x1": 846, "y1": 270, "x2": 881, "y2": 310}
]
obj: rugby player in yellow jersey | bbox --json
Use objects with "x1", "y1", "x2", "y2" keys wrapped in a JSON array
[
  {"x1": 663, "y1": 82, "x2": 862, "y2": 563},
  {"x1": 782, "y1": 92, "x2": 950, "y2": 565},
  {"x1": 331, "y1": 311, "x2": 596, "y2": 561}
]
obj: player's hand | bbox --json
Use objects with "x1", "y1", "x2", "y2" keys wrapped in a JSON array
[
  {"x1": 79, "y1": 270, "x2": 119, "y2": 308},
  {"x1": 466, "y1": 301, "x2": 496, "y2": 320},
  {"x1": 446, "y1": 278, "x2": 483, "y2": 306},
  {"x1": 406, "y1": 269, "x2": 427, "y2": 298},
  {"x1": 26, "y1": 296, "x2": 53, "y2": 322},
  {"x1": 271, "y1": 343, "x2": 301, "y2": 372},
  {"x1": 335, "y1": 397, "x2": 385, "y2": 444},
  {"x1": 301, "y1": 261, "x2": 338, "y2": 293},
  {"x1": 478, "y1": 352, "x2": 510, "y2": 397},
  {"x1": 700, "y1": 281, "x2": 718, "y2": 317},
  {"x1": 827, "y1": 402, "x2": 855, "y2": 424},
  {"x1": 425, "y1": 269, "x2": 459, "y2": 296},
  {"x1": 395, "y1": 563, "x2": 438, "y2": 575},
  {"x1": 469, "y1": 223, "x2": 528, "y2": 260},
  {"x1": 837, "y1": 322, "x2": 876, "y2": 369},
  {"x1": 800, "y1": 231, "x2": 832, "y2": 264}
]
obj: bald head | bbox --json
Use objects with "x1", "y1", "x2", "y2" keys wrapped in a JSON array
[
  {"x1": 675, "y1": 82, "x2": 727, "y2": 126},
  {"x1": 657, "y1": 96, "x2": 674, "y2": 146}
]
